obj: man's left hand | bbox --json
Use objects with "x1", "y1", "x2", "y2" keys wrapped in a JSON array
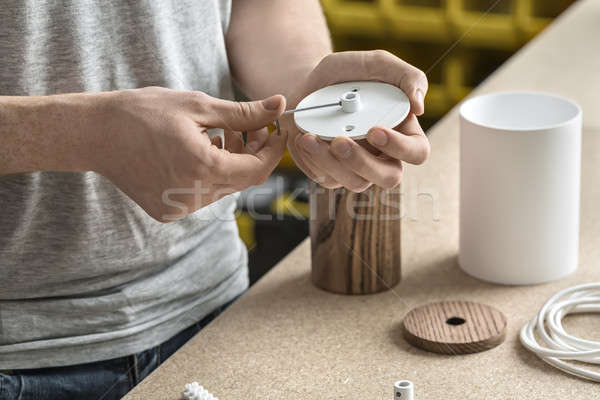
[{"x1": 280, "y1": 50, "x2": 430, "y2": 192}]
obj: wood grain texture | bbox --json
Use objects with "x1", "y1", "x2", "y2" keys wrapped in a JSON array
[
  {"x1": 402, "y1": 301, "x2": 507, "y2": 355},
  {"x1": 309, "y1": 182, "x2": 401, "y2": 294}
]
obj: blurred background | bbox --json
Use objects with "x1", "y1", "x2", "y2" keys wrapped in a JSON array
[{"x1": 236, "y1": 0, "x2": 577, "y2": 285}]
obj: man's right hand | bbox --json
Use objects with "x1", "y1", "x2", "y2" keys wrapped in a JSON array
[{"x1": 88, "y1": 87, "x2": 287, "y2": 222}]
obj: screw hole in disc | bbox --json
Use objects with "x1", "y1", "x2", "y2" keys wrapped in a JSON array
[
  {"x1": 344, "y1": 125, "x2": 355, "y2": 132},
  {"x1": 446, "y1": 317, "x2": 466, "y2": 326}
]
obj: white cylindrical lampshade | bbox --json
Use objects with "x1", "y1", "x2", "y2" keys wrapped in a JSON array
[{"x1": 459, "y1": 92, "x2": 582, "y2": 285}]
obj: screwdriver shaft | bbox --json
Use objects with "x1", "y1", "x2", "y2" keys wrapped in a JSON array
[{"x1": 283, "y1": 101, "x2": 341, "y2": 115}]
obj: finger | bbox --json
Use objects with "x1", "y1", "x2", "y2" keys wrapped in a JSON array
[
  {"x1": 277, "y1": 117, "x2": 340, "y2": 188},
  {"x1": 356, "y1": 138, "x2": 382, "y2": 156},
  {"x1": 223, "y1": 130, "x2": 244, "y2": 154},
  {"x1": 297, "y1": 133, "x2": 370, "y2": 192},
  {"x1": 310, "y1": 51, "x2": 428, "y2": 115},
  {"x1": 365, "y1": 114, "x2": 430, "y2": 165},
  {"x1": 330, "y1": 137, "x2": 403, "y2": 189},
  {"x1": 289, "y1": 133, "x2": 340, "y2": 188},
  {"x1": 210, "y1": 135, "x2": 222, "y2": 148},
  {"x1": 292, "y1": 134, "x2": 340, "y2": 188},
  {"x1": 306, "y1": 163, "x2": 341, "y2": 189},
  {"x1": 302, "y1": 154, "x2": 341, "y2": 189},
  {"x1": 206, "y1": 128, "x2": 225, "y2": 149},
  {"x1": 245, "y1": 127, "x2": 269, "y2": 154},
  {"x1": 209, "y1": 129, "x2": 288, "y2": 189},
  {"x1": 203, "y1": 94, "x2": 286, "y2": 132}
]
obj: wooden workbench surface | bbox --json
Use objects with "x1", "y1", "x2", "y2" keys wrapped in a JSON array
[{"x1": 125, "y1": 1, "x2": 600, "y2": 398}]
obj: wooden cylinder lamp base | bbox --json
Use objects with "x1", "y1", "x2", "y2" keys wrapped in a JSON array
[{"x1": 309, "y1": 183, "x2": 402, "y2": 295}]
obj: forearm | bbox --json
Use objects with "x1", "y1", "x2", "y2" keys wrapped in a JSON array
[
  {"x1": 0, "y1": 93, "x2": 107, "y2": 175},
  {"x1": 227, "y1": 0, "x2": 332, "y2": 103}
]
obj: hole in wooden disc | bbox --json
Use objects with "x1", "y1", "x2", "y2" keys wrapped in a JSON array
[{"x1": 446, "y1": 317, "x2": 466, "y2": 326}]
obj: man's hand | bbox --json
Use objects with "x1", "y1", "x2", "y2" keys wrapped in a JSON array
[
  {"x1": 0, "y1": 87, "x2": 287, "y2": 222},
  {"x1": 281, "y1": 51, "x2": 430, "y2": 192},
  {"x1": 87, "y1": 87, "x2": 286, "y2": 221}
]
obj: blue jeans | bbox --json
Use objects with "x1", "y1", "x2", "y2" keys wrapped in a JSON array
[{"x1": 0, "y1": 298, "x2": 236, "y2": 400}]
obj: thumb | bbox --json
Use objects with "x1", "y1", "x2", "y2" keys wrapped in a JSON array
[{"x1": 205, "y1": 94, "x2": 286, "y2": 132}]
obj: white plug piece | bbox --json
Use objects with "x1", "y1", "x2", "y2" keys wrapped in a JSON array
[
  {"x1": 182, "y1": 382, "x2": 219, "y2": 400},
  {"x1": 394, "y1": 380, "x2": 414, "y2": 400},
  {"x1": 340, "y1": 91, "x2": 361, "y2": 113}
]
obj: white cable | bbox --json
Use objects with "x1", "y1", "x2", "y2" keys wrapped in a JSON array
[
  {"x1": 520, "y1": 282, "x2": 600, "y2": 382},
  {"x1": 182, "y1": 382, "x2": 219, "y2": 400}
]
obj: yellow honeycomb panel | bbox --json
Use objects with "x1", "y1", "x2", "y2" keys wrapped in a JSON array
[
  {"x1": 278, "y1": 150, "x2": 296, "y2": 169},
  {"x1": 236, "y1": 212, "x2": 256, "y2": 250},
  {"x1": 321, "y1": 0, "x2": 386, "y2": 37},
  {"x1": 381, "y1": 0, "x2": 451, "y2": 42},
  {"x1": 322, "y1": 0, "x2": 572, "y2": 49},
  {"x1": 271, "y1": 193, "x2": 310, "y2": 218}
]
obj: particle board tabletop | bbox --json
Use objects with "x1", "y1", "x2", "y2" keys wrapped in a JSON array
[{"x1": 125, "y1": 1, "x2": 600, "y2": 398}]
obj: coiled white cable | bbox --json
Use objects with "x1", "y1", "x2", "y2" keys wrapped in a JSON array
[
  {"x1": 182, "y1": 382, "x2": 219, "y2": 400},
  {"x1": 520, "y1": 282, "x2": 600, "y2": 382}
]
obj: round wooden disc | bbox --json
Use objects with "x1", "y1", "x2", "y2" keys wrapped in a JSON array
[{"x1": 402, "y1": 301, "x2": 507, "y2": 355}]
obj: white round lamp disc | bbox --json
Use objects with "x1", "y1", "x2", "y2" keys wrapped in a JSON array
[{"x1": 293, "y1": 81, "x2": 410, "y2": 141}]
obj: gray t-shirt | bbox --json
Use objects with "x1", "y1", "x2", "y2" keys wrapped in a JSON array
[{"x1": 0, "y1": 0, "x2": 248, "y2": 369}]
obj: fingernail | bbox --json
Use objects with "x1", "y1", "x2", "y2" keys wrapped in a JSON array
[
  {"x1": 368, "y1": 129, "x2": 388, "y2": 146},
  {"x1": 263, "y1": 95, "x2": 282, "y2": 111},
  {"x1": 331, "y1": 140, "x2": 352, "y2": 159},
  {"x1": 302, "y1": 135, "x2": 320, "y2": 155},
  {"x1": 415, "y1": 89, "x2": 425, "y2": 112}
]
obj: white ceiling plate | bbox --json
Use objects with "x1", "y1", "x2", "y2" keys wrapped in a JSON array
[{"x1": 293, "y1": 81, "x2": 410, "y2": 141}]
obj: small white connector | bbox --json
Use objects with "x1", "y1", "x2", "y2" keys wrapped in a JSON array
[
  {"x1": 340, "y1": 91, "x2": 361, "y2": 113},
  {"x1": 182, "y1": 382, "x2": 219, "y2": 400},
  {"x1": 394, "y1": 380, "x2": 414, "y2": 400}
]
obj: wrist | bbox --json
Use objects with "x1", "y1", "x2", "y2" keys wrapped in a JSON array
[{"x1": 47, "y1": 91, "x2": 115, "y2": 173}]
